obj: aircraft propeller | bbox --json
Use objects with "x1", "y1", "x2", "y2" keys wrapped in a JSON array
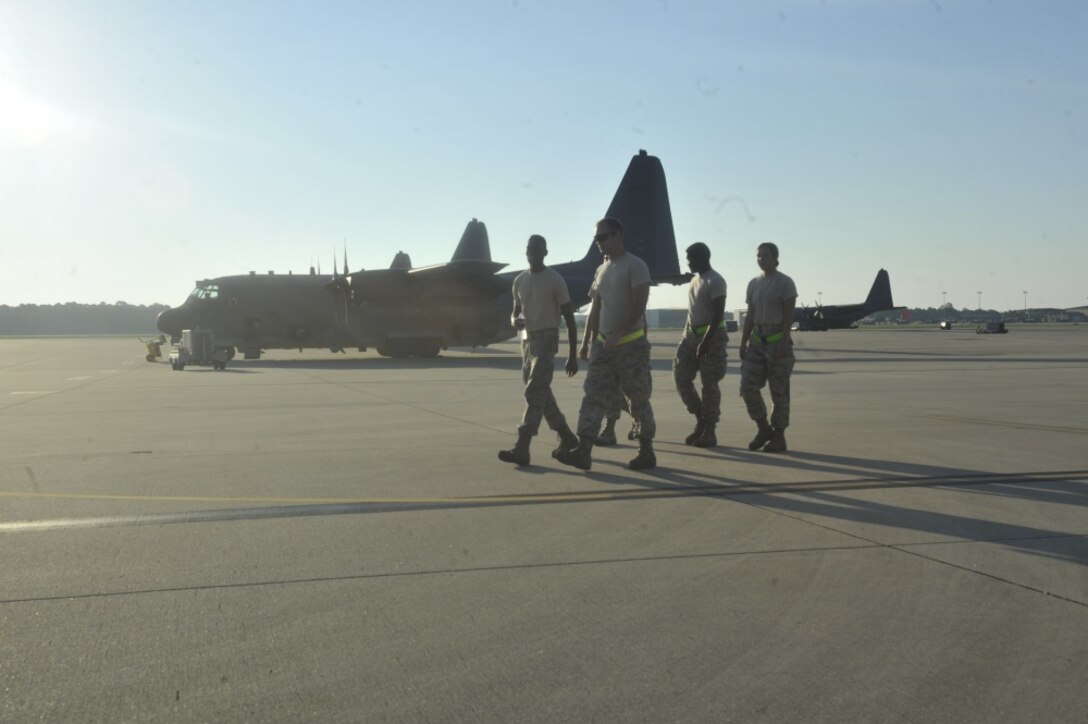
[{"x1": 326, "y1": 248, "x2": 351, "y2": 327}]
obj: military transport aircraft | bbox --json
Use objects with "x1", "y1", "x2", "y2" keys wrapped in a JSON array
[
  {"x1": 792, "y1": 269, "x2": 904, "y2": 330},
  {"x1": 156, "y1": 150, "x2": 687, "y2": 359}
]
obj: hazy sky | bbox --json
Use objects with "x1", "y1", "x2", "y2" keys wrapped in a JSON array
[{"x1": 2, "y1": 0, "x2": 1084, "y2": 312}]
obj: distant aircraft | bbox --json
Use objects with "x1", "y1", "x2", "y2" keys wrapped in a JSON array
[
  {"x1": 792, "y1": 269, "x2": 904, "y2": 330},
  {"x1": 156, "y1": 150, "x2": 688, "y2": 359}
]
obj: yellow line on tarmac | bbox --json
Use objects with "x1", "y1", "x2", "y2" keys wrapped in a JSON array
[{"x1": 0, "y1": 488, "x2": 645, "y2": 506}]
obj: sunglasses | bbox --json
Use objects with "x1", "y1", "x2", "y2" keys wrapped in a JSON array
[{"x1": 593, "y1": 231, "x2": 616, "y2": 243}]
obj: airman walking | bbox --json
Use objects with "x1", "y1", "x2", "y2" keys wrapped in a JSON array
[{"x1": 739, "y1": 242, "x2": 797, "y2": 452}]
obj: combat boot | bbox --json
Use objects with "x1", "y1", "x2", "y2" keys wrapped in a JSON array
[
  {"x1": 552, "y1": 424, "x2": 579, "y2": 459},
  {"x1": 595, "y1": 416, "x2": 618, "y2": 446},
  {"x1": 748, "y1": 419, "x2": 773, "y2": 451},
  {"x1": 629, "y1": 438, "x2": 657, "y2": 470},
  {"x1": 498, "y1": 427, "x2": 532, "y2": 466},
  {"x1": 684, "y1": 416, "x2": 705, "y2": 445},
  {"x1": 556, "y1": 434, "x2": 594, "y2": 471},
  {"x1": 692, "y1": 422, "x2": 717, "y2": 448},
  {"x1": 762, "y1": 427, "x2": 787, "y2": 453}
]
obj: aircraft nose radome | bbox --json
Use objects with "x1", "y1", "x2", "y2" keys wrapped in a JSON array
[{"x1": 156, "y1": 308, "x2": 181, "y2": 336}]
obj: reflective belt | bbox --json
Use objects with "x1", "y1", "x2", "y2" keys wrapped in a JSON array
[
  {"x1": 688, "y1": 320, "x2": 727, "y2": 337},
  {"x1": 596, "y1": 328, "x2": 646, "y2": 345},
  {"x1": 752, "y1": 331, "x2": 784, "y2": 345}
]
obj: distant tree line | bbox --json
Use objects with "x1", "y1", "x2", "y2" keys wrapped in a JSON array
[
  {"x1": 866, "y1": 304, "x2": 1086, "y2": 325},
  {"x1": 0, "y1": 302, "x2": 168, "y2": 336},
  {"x1": 2, "y1": 301, "x2": 1083, "y2": 337}
]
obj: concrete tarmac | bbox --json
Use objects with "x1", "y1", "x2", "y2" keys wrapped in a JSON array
[{"x1": 1, "y1": 328, "x2": 1086, "y2": 722}]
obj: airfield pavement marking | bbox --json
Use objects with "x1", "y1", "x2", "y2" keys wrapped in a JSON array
[
  {"x1": 3, "y1": 468, "x2": 1086, "y2": 534},
  {"x1": 0, "y1": 542, "x2": 948, "y2": 607},
  {"x1": 4, "y1": 527, "x2": 1085, "y2": 612},
  {"x1": 917, "y1": 413, "x2": 1088, "y2": 435}
]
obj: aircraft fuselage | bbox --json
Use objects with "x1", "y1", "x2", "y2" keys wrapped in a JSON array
[
  {"x1": 792, "y1": 268, "x2": 902, "y2": 330},
  {"x1": 155, "y1": 150, "x2": 679, "y2": 359},
  {"x1": 156, "y1": 261, "x2": 598, "y2": 359},
  {"x1": 156, "y1": 272, "x2": 519, "y2": 358}
]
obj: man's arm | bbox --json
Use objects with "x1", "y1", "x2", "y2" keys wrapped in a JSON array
[
  {"x1": 580, "y1": 295, "x2": 601, "y2": 360},
  {"x1": 560, "y1": 301, "x2": 578, "y2": 376},
  {"x1": 776, "y1": 295, "x2": 796, "y2": 356},
  {"x1": 696, "y1": 294, "x2": 726, "y2": 359},
  {"x1": 739, "y1": 302, "x2": 755, "y2": 359},
  {"x1": 510, "y1": 296, "x2": 523, "y2": 330}
]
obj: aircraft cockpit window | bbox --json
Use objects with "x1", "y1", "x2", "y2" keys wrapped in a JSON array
[{"x1": 188, "y1": 283, "x2": 220, "y2": 300}]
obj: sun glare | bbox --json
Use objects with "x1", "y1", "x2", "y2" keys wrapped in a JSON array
[{"x1": 0, "y1": 83, "x2": 86, "y2": 148}]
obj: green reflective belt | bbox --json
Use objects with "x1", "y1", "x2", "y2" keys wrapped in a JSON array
[
  {"x1": 596, "y1": 328, "x2": 646, "y2": 345},
  {"x1": 689, "y1": 320, "x2": 727, "y2": 337},
  {"x1": 753, "y1": 331, "x2": 784, "y2": 345}
]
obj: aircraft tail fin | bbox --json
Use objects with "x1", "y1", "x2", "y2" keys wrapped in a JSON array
[
  {"x1": 452, "y1": 218, "x2": 492, "y2": 262},
  {"x1": 407, "y1": 218, "x2": 505, "y2": 281},
  {"x1": 865, "y1": 269, "x2": 895, "y2": 311},
  {"x1": 599, "y1": 150, "x2": 684, "y2": 281}
]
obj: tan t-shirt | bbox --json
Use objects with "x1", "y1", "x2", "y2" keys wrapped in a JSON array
[
  {"x1": 686, "y1": 269, "x2": 727, "y2": 328},
  {"x1": 592, "y1": 252, "x2": 651, "y2": 337},
  {"x1": 512, "y1": 267, "x2": 571, "y2": 332},
  {"x1": 745, "y1": 271, "x2": 798, "y2": 326}
]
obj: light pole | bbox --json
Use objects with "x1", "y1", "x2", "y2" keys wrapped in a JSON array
[
  {"x1": 818, "y1": 291, "x2": 822, "y2": 305},
  {"x1": 977, "y1": 291, "x2": 982, "y2": 311},
  {"x1": 1023, "y1": 290, "x2": 1027, "y2": 311},
  {"x1": 942, "y1": 290, "x2": 947, "y2": 308}
]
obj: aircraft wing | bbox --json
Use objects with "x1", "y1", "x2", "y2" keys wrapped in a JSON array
[
  {"x1": 408, "y1": 260, "x2": 511, "y2": 295},
  {"x1": 407, "y1": 259, "x2": 508, "y2": 279},
  {"x1": 344, "y1": 260, "x2": 511, "y2": 301},
  {"x1": 651, "y1": 272, "x2": 694, "y2": 286}
]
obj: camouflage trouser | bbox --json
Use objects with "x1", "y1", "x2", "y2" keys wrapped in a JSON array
[
  {"x1": 673, "y1": 333, "x2": 727, "y2": 423},
  {"x1": 739, "y1": 339, "x2": 794, "y2": 430},
  {"x1": 605, "y1": 392, "x2": 631, "y2": 420},
  {"x1": 577, "y1": 336, "x2": 655, "y2": 439},
  {"x1": 519, "y1": 328, "x2": 570, "y2": 436},
  {"x1": 604, "y1": 368, "x2": 650, "y2": 418}
]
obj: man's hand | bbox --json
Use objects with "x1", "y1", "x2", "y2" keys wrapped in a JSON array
[
  {"x1": 739, "y1": 341, "x2": 748, "y2": 360},
  {"x1": 579, "y1": 339, "x2": 591, "y2": 360},
  {"x1": 512, "y1": 316, "x2": 525, "y2": 331},
  {"x1": 565, "y1": 352, "x2": 579, "y2": 377}
]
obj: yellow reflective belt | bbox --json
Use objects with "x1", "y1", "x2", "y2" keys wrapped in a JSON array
[
  {"x1": 596, "y1": 328, "x2": 647, "y2": 345},
  {"x1": 754, "y1": 331, "x2": 784, "y2": 344},
  {"x1": 690, "y1": 320, "x2": 727, "y2": 336}
]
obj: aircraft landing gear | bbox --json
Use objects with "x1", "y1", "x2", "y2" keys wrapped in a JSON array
[
  {"x1": 412, "y1": 341, "x2": 441, "y2": 358},
  {"x1": 376, "y1": 339, "x2": 442, "y2": 359}
]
